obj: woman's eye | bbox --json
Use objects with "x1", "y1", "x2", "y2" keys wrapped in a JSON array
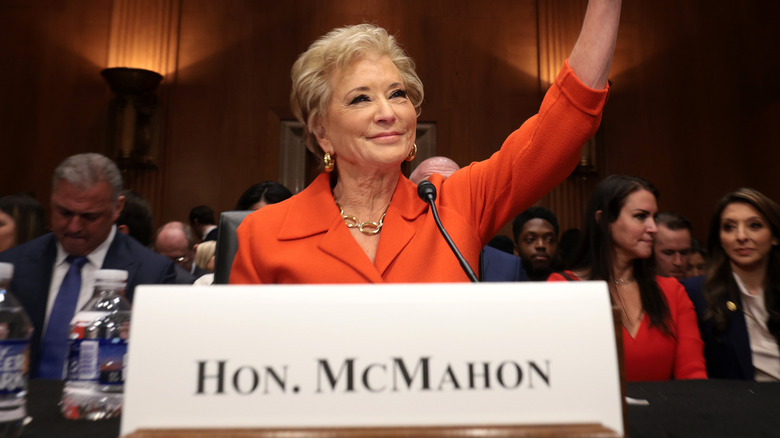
[
  {"x1": 349, "y1": 94, "x2": 370, "y2": 105},
  {"x1": 390, "y1": 89, "x2": 407, "y2": 99},
  {"x1": 749, "y1": 222, "x2": 764, "y2": 230},
  {"x1": 635, "y1": 213, "x2": 647, "y2": 221},
  {"x1": 722, "y1": 223, "x2": 734, "y2": 232}
]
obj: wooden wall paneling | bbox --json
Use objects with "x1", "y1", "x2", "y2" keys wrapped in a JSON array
[
  {"x1": 2, "y1": 1, "x2": 778, "y2": 242},
  {"x1": 535, "y1": 0, "x2": 592, "y2": 233},
  {"x1": 0, "y1": 1, "x2": 113, "y2": 217},
  {"x1": 602, "y1": 0, "x2": 780, "y2": 241},
  {"x1": 106, "y1": 0, "x2": 182, "y2": 225},
  {"x1": 162, "y1": 0, "x2": 302, "y2": 222}
]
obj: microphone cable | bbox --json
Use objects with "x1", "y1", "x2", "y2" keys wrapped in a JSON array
[{"x1": 417, "y1": 180, "x2": 479, "y2": 283}]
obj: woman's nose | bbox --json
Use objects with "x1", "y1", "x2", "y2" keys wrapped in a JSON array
[
  {"x1": 647, "y1": 217, "x2": 658, "y2": 234},
  {"x1": 735, "y1": 225, "x2": 748, "y2": 240},
  {"x1": 375, "y1": 99, "x2": 397, "y2": 124}
]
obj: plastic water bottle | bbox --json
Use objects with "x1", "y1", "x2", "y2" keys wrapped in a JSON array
[
  {"x1": 61, "y1": 269, "x2": 131, "y2": 420},
  {"x1": 0, "y1": 262, "x2": 33, "y2": 438}
]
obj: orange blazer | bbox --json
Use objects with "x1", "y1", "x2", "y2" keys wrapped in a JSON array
[{"x1": 230, "y1": 61, "x2": 608, "y2": 284}]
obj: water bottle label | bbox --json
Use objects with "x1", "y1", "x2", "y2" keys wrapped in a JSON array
[
  {"x1": 98, "y1": 338, "x2": 127, "y2": 385},
  {"x1": 66, "y1": 338, "x2": 127, "y2": 385},
  {"x1": 0, "y1": 339, "x2": 29, "y2": 395}
]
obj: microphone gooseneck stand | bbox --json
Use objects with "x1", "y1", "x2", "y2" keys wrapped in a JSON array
[{"x1": 417, "y1": 181, "x2": 479, "y2": 283}]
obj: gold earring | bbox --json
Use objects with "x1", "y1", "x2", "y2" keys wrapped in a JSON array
[
  {"x1": 323, "y1": 152, "x2": 335, "y2": 172},
  {"x1": 406, "y1": 143, "x2": 417, "y2": 162}
]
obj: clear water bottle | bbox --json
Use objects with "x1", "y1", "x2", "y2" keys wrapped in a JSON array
[
  {"x1": 61, "y1": 269, "x2": 131, "y2": 420},
  {"x1": 0, "y1": 262, "x2": 33, "y2": 438}
]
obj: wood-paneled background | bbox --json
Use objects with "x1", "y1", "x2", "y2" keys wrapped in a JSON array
[{"x1": 1, "y1": 0, "x2": 778, "y2": 244}]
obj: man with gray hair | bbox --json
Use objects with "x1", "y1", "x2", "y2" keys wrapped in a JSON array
[{"x1": 0, "y1": 153, "x2": 176, "y2": 379}]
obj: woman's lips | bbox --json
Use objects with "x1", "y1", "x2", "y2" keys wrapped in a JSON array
[{"x1": 369, "y1": 131, "x2": 402, "y2": 140}]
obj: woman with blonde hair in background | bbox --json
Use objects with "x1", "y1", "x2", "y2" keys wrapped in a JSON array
[{"x1": 195, "y1": 240, "x2": 216, "y2": 273}]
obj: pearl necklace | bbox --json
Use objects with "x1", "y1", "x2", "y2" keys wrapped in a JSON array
[{"x1": 337, "y1": 203, "x2": 387, "y2": 235}]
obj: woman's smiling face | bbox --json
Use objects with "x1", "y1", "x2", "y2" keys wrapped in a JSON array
[
  {"x1": 315, "y1": 52, "x2": 416, "y2": 174},
  {"x1": 720, "y1": 202, "x2": 777, "y2": 272}
]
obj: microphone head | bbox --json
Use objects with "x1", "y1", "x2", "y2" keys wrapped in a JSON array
[{"x1": 417, "y1": 180, "x2": 437, "y2": 202}]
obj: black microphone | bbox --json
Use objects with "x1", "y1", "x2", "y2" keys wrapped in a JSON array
[{"x1": 417, "y1": 181, "x2": 479, "y2": 283}]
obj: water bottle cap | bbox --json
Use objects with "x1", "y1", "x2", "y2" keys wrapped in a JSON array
[
  {"x1": 94, "y1": 269, "x2": 128, "y2": 284},
  {"x1": 0, "y1": 262, "x2": 13, "y2": 280}
]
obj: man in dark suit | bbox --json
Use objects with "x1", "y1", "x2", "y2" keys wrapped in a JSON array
[
  {"x1": 0, "y1": 153, "x2": 176, "y2": 379},
  {"x1": 153, "y1": 221, "x2": 209, "y2": 283}
]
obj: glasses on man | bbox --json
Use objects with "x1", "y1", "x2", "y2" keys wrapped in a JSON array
[{"x1": 169, "y1": 255, "x2": 190, "y2": 267}]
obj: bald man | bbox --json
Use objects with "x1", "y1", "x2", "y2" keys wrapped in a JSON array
[
  {"x1": 409, "y1": 156, "x2": 461, "y2": 184},
  {"x1": 154, "y1": 221, "x2": 209, "y2": 283}
]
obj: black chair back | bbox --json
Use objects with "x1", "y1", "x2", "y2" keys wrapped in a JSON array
[{"x1": 213, "y1": 210, "x2": 252, "y2": 284}]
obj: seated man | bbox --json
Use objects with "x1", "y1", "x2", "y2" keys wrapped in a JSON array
[
  {"x1": 154, "y1": 221, "x2": 209, "y2": 283},
  {"x1": 653, "y1": 212, "x2": 693, "y2": 281},
  {"x1": 512, "y1": 207, "x2": 560, "y2": 281},
  {"x1": 0, "y1": 153, "x2": 176, "y2": 378}
]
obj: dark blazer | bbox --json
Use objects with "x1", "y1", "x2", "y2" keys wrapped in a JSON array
[
  {"x1": 0, "y1": 231, "x2": 177, "y2": 376},
  {"x1": 480, "y1": 245, "x2": 528, "y2": 282},
  {"x1": 192, "y1": 265, "x2": 209, "y2": 280},
  {"x1": 682, "y1": 275, "x2": 755, "y2": 380},
  {"x1": 203, "y1": 227, "x2": 218, "y2": 242},
  {"x1": 172, "y1": 265, "x2": 210, "y2": 284}
]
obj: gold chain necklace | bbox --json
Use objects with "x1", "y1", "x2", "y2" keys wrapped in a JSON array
[
  {"x1": 611, "y1": 277, "x2": 634, "y2": 285},
  {"x1": 337, "y1": 203, "x2": 387, "y2": 235}
]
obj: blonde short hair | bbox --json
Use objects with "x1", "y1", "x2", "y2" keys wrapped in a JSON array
[
  {"x1": 194, "y1": 240, "x2": 216, "y2": 271},
  {"x1": 290, "y1": 24, "x2": 424, "y2": 161}
]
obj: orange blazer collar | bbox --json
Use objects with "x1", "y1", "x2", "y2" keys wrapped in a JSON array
[{"x1": 277, "y1": 172, "x2": 430, "y2": 280}]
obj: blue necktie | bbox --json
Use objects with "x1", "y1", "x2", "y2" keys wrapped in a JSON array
[{"x1": 38, "y1": 255, "x2": 88, "y2": 379}]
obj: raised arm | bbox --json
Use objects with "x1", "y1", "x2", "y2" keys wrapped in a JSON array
[{"x1": 568, "y1": 0, "x2": 622, "y2": 89}]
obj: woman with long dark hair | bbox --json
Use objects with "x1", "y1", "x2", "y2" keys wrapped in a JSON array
[
  {"x1": 549, "y1": 175, "x2": 706, "y2": 381},
  {"x1": 683, "y1": 188, "x2": 780, "y2": 381}
]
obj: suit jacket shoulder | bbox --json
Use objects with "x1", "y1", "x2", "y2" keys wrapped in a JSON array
[
  {"x1": 0, "y1": 233, "x2": 58, "y2": 317},
  {"x1": 481, "y1": 246, "x2": 527, "y2": 282},
  {"x1": 103, "y1": 232, "x2": 177, "y2": 301},
  {"x1": 681, "y1": 274, "x2": 754, "y2": 380}
]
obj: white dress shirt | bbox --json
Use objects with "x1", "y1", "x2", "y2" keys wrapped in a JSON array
[
  {"x1": 43, "y1": 226, "x2": 117, "y2": 336},
  {"x1": 733, "y1": 272, "x2": 780, "y2": 381}
]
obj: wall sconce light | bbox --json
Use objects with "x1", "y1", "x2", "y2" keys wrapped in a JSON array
[{"x1": 101, "y1": 67, "x2": 163, "y2": 170}]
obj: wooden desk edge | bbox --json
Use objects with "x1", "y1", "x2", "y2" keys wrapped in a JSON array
[{"x1": 123, "y1": 423, "x2": 620, "y2": 438}]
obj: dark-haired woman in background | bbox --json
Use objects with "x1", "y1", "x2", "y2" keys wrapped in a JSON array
[
  {"x1": 235, "y1": 181, "x2": 293, "y2": 211},
  {"x1": 683, "y1": 188, "x2": 780, "y2": 381},
  {"x1": 549, "y1": 175, "x2": 706, "y2": 381},
  {"x1": 0, "y1": 193, "x2": 46, "y2": 252}
]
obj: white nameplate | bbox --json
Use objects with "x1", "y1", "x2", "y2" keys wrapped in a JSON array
[{"x1": 121, "y1": 282, "x2": 622, "y2": 436}]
